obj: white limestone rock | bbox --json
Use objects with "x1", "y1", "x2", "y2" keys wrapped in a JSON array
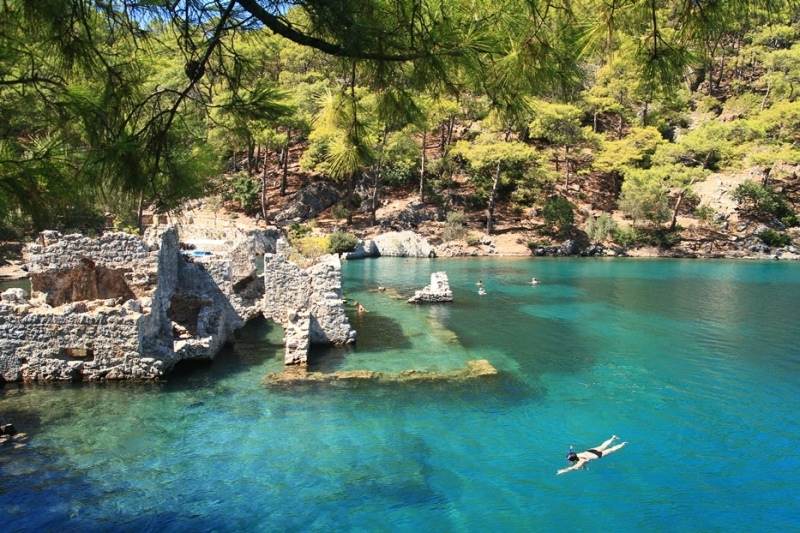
[
  {"x1": 1, "y1": 288, "x2": 26, "y2": 304},
  {"x1": 372, "y1": 231, "x2": 435, "y2": 258},
  {"x1": 408, "y1": 272, "x2": 453, "y2": 304}
]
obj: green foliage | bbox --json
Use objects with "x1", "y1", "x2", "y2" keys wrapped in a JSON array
[
  {"x1": 542, "y1": 196, "x2": 575, "y2": 234},
  {"x1": 328, "y1": 231, "x2": 359, "y2": 254},
  {"x1": 442, "y1": 211, "x2": 468, "y2": 241},
  {"x1": 758, "y1": 229, "x2": 792, "y2": 247},
  {"x1": 694, "y1": 205, "x2": 717, "y2": 224},
  {"x1": 226, "y1": 174, "x2": 260, "y2": 215},
  {"x1": 594, "y1": 127, "x2": 665, "y2": 174},
  {"x1": 586, "y1": 213, "x2": 617, "y2": 242},
  {"x1": 612, "y1": 226, "x2": 679, "y2": 248},
  {"x1": 331, "y1": 204, "x2": 350, "y2": 220},
  {"x1": 293, "y1": 236, "x2": 330, "y2": 260},
  {"x1": 732, "y1": 180, "x2": 797, "y2": 224},
  {"x1": 466, "y1": 234, "x2": 482, "y2": 246},
  {"x1": 288, "y1": 223, "x2": 312, "y2": 241}
]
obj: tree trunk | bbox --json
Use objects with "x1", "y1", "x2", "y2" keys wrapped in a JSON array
[
  {"x1": 670, "y1": 179, "x2": 697, "y2": 231},
  {"x1": 486, "y1": 161, "x2": 502, "y2": 234},
  {"x1": 371, "y1": 126, "x2": 389, "y2": 226},
  {"x1": 446, "y1": 115, "x2": 455, "y2": 147},
  {"x1": 247, "y1": 140, "x2": 254, "y2": 176},
  {"x1": 260, "y1": 150, "x2": 269, "y2": 222},
  {"x1": 564, "y1": 145, "x2": 570, "y2": 190},
  {"x1": 419, "y1": 130, "x2": 426, "y2": 201},
  {"x1": 136, "y1": 190, "x2": 145, "y2": 234},
  {"x1": 641, "y1": 101, "x2": 649, "y2": 126},
  {"x1": 280, "y1": 138, "x2": 289, "y2": 196},
  {"x1": 346, "y1": 173, "x2": 355, "y2": 225}
]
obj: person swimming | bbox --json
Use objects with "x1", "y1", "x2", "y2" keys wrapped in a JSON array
[
  {"x1": 530, "y1": 277, "x2": 540, "y2": 285},
  {"x1": 557, "y1": 435, "x2": 626, "y2": 475},
  {"x1": 478, "y1": 287, "x2": 487, "y2": 296}
]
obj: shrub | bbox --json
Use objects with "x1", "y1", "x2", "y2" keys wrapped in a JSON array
[
  {"x1": 542, "y1": 196, "x2": 575, "y2": 234},
  {"x1": 288, "y1": 222, "x2": 312, "y2": 241},
  {"x1": 228, "y1": 173, "x2": 260, "y2": 215},
  {"x1": 328, "y1": 231, "x2": 358, "y2": 254},
  {"x1": 442, "y1": 211, "x2": 467, "y2": 241},
  {"x1": 733, "y1": 180, "x2": 797, "y2": 225},
  {"x1": 466, "y1": 234, "x2": 481, "y2": 246},
  {"x1": 586, "y1": 213, "x2": 616, "y2": 242},
  {"x1": 612, "y1": 226, "x2": 680, "y2": 248},
  {"x1": 694, "y1": 204, "x2": 717, "y2": 223},
  {"x1": 293, "y1": 235, "x2": 330, "y2": 260},
  {"x1": 611, "y1": 226, "x2": 643, "y2": 247},
  {"x1": 758, "y1": 229, "x2": 792, "y2": 247},
  {"x1": 331, "y1": 204, "x2": 350, "y2": 220}
]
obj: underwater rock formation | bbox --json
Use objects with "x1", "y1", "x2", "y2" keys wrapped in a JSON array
[{"x1": 263, "y1": 359, "x2": 498, "y2": 386}]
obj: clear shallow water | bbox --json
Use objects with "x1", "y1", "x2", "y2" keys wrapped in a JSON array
[{"x1": 2, "y1": 258, "x2": 800, "y2": 531}]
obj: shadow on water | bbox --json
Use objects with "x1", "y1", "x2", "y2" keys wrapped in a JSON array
[
  {"x1": 165, "y1": 316, "x2": 281, "y2": 391},
  {"x1": 308, "y1": 309, "x2": 412, "y2": 373},
  {"x1": 266, "y1": 370, "x2": 544, "y2": 413},
  {"x1": 347, "y1": 308, "x2": 412, "y2": 351}
]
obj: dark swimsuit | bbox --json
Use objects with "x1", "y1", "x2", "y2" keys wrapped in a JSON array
[{"x1": 588, "y1": 449, "x2": 603, "y2": 458}]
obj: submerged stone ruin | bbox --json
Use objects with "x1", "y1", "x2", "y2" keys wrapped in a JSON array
[
  {"x1": 0, "y1": 225, "x2": 355, "y2": 382},
  {"x1": 262, "y1": 238, "x2": 356, "y2": 365},
  {"x1": 0, "y1": 221, "x2": 497, "y2": 386},
  {"x1": 408, "y1": 271, "x2": 453, "y2": 303},
  {"x1": 264, "y1": 359, "x2": 498, "y2": 386}
]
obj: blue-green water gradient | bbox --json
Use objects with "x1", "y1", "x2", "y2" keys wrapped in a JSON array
[{"x1": 2, "y1": 258, "x2": 800, "y2": 531}]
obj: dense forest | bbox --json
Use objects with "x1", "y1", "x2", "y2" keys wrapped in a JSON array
[{"x1": 2, "y1": 1, "x2": 799, "y2": 252}]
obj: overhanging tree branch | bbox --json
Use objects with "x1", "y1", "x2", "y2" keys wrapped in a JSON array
[{"x1": 235, "y1": 0, "x2": 460, "y2": 61}]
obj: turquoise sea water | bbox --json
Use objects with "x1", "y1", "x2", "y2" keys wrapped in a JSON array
[{"x1": 2, "y1": 258, "x2": 800, "y2": 531}]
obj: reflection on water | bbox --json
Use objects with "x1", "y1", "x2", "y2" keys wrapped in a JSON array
[{"x1": 2, "y1": 258, "x2": 800, "y2": 531}]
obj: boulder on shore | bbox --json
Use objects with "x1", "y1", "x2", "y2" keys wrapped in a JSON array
[
  {"x1": 408, "y1": 272, "x2": 453, "y2": 303},
  {"x1": 343, "y1": 239, "x2": 379, "y2": 260},
  {"x1": 372, "y1": 231, "x2": 435, "y2": 258}
]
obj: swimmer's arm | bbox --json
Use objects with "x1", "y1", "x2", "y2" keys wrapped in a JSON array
[{"x1": 557, "y1": 460, "x2": 585, "y2": 475}]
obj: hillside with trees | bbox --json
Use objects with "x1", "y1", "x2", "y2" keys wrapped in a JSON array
[{"x1": 2, "y1": 1, "x2": 800, "y2": 257}]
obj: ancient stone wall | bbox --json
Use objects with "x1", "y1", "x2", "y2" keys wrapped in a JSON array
[
  {"x1": 0, "y1": 297, "x2": 159, "y2": 382},
  {"x1": 263, "y1": 240, "x2": 355, "y2": 346},
  {"x1": 1, "y1": 227, "x2": 247, "y2": 382}
]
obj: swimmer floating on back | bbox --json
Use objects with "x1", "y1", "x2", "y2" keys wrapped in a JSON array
[{"x1": 557, "y1": 435, "x2": 626, "y2": 475}]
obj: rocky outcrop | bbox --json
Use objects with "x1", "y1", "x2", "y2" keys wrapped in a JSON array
[
  {"x1": 264, "y1": 359, "x2": 498, "y2": 386},
  {"x1": 343, "y1": 239, "x2": 378, "y2": 260},
  {"x1": 263, "y1": 239, "x2": 356, "y2": 346},
  {"x1": 274, "y1": 182, "x2": 340, "y2": 223},
  {"x1": 376, "y1": 200, "x2": 440, "y2": 230},
  {"x1": 372, "y1": 231, "x2": 435, "y2": 258},
  {"x1": 408, "y1": 272, "x2": 453, "y2": 303}
]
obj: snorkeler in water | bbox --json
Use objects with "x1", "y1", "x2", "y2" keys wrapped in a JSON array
[{"x1": 557, "y1": 435, "x2": 626, "y2": 475}]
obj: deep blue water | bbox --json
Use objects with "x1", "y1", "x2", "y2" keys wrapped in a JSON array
[{"x1": 2, "y1": 258, "x2": 800, "y2": 531}]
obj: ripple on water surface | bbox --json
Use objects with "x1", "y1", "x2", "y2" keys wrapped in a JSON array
[{"x1": 2, "y1": 258, "x2": 800, "y2": 531}]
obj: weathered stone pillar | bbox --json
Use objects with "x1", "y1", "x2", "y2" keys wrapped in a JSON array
[
  {"x1": 284, "y1": 309, "x2": 310, "y2": 365},
  {"x1": 408, "y1": 272, "x2": 453, "y2": 303}
]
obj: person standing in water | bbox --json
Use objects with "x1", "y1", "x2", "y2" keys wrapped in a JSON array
[{"x1": 557, "y1": 435, "x2": 626, "y2": 475}]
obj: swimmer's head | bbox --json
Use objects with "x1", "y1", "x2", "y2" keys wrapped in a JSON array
[{"x1": 566, "y1": 451, "x2": 579, "y2": 463}]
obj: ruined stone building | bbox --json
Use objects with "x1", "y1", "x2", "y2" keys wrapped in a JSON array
[{"x1": 0, "y1": 226, "x2": 355, "y2": 382}]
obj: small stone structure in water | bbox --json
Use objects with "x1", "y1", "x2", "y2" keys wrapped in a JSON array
[{"x1": 408, "y1": 272, "x2": 453, "y2": 303}]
